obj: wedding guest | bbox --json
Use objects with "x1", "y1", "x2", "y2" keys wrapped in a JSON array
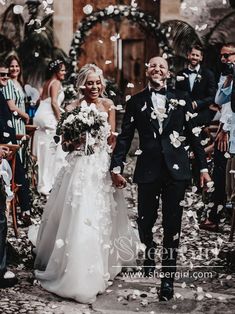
[
  {"x1": 0, "y1": 60, "x2": 31, "y2": 226},
  {"x1": 1, "y1": 55, "x2": 29, "y2": 162},
  {"x1": 175, "y1": 44, "x2": 217, "y2": 126},
  {"x1": 200, "y1": 43, "x2": 235, "y2": 232},
  {"x1": 110, "y1": 56, "x2": 211, "y2": 301},
  {"x1": 176, "y1": 44, "x2": 217, "y2": 189},
  {"x1": 0, "y1": 146, "x2": 18, "y2": 288},
  {"x1": 33, "y1": 59, "x2": 67, "y2": 195},
  {"x1": 33, "y1": 64, "x2": 137, "y2": 303}
]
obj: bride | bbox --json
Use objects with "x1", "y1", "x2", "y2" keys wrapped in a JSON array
[{"x1": 33, "y1": 64, "x2": 138, "y2": 303}]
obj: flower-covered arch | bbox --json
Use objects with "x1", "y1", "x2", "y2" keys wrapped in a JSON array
[{"x1": 68, "y1": 4, "x2": 172, "y2": 81}]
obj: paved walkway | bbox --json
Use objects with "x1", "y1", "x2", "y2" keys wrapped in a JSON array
[{"x1": 1, "y1": 157, "x2": 235, "y2": 314}]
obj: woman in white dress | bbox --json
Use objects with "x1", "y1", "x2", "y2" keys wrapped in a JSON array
[
  {"x1": 33, "y1": 59, "x2": 67, "y2": 195},
  {"x1": 34, "y1": 64, "x2": 138, "y2": 303}
]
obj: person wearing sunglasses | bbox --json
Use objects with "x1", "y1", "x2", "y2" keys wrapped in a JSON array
[
  {"x1": 200, "y1": 43, "x2": 235, "y2": 232},
  {"x1": 0, "y1": 60, "x2": 32, "y2": 227}
]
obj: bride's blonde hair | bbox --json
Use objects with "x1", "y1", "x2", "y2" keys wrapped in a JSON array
[{"x1": 76, "y1": 64, "x2": 106, "y2": 99}]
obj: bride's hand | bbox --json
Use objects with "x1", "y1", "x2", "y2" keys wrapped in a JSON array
[
  {"x1": 107, "y1": 133, "x2": 116, "y2": 151},
  {"x1": 111, "y1": 172, "x2": 127, "y2": 189}
]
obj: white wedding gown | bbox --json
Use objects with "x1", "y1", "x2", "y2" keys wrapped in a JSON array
[
  {"x1": 33, "y1": 114, "x2": 138, "y2": 303},
  {"x1": 33, "y1": 84, "x2": 67, "y2": 195}
]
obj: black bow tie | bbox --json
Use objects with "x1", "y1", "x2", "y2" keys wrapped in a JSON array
[
  {"x1": 186, "y1": 69, "x2": 197, "y2": 74},
  {"x1": 150, "y1": 88, "x2": 166, "y2": 96}
]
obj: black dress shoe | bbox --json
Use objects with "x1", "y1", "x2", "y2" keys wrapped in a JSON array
[
  {"x1": 158, "y1": 279, "x2": 174, "y2": 301},
  {"x1": 0, "y1": 272, "x2": 18, "y2": 288},
  {"x1": 199, "y1": 221, "x2": 219, "y2": 232}
]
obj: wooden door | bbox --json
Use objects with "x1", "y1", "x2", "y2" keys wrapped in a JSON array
[{"x1": 120, "y1": 39, "x2": 146, "y2": 96}]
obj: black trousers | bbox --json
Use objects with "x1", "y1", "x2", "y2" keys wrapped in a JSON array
[
  {"x1": 11, "y1": 153, "x2": 31, "y2": 213},
  {"x1": 209, "y1": 146, "x2": 227, "y2": 223},
  {"x1": 137, "y1": 168, "x2": 187, "y2": 278},
  {"x1": 0, "y1": 183, "x2": 7, "y2": 277}
]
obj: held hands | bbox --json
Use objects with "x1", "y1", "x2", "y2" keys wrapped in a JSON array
[{"x1": 111, "y1": 172, "x2": 127, "y2": 189}]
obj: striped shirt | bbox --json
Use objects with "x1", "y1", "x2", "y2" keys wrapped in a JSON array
[{"x1": 2, "y1": 79, "x2": 26, "y2": 136}]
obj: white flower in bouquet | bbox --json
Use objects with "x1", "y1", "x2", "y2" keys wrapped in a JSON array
[{"x1": 56, "y1": 101, "x2": 110, "y2": 154}]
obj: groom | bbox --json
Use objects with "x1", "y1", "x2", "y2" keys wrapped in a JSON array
[{"x1": 110, "y1": 56, "x2": 211, "y2": 301}]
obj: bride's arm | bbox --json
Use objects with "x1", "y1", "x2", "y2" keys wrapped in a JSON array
[
  {"x1": 50, "y1": 80, "x2": 62, "y2": 121},
  {"x1": 106, "y1": 99, "x2": 116, "y2": 151},
  {"x1": 65, "y1": 99, "x2": 79, "y2": 112}
]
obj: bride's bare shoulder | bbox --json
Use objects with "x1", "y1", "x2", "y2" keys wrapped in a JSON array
[
  {"x1": 101, "y1": 98, "x2": 114, "y2": 112},
  {"x1": 66, "y1": 100, "x2": 79, "y2": 112}
]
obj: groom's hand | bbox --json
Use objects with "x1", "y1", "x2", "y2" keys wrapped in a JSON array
[{"x1": 111, "y1": 172, "x2": 127, "y2": 189}]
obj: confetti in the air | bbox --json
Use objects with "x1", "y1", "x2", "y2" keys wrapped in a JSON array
[
  {"x1": 83, "y1": 4, "x2": 93, "y2": 15},
  {"x1": 13, "y1": 5, "x2": 24, "y2": 14}
]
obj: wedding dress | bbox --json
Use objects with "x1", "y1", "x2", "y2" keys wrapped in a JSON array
[
  {"x1": 33, "y1": 81, "x2": 67, "y2": 195},
  {"x1": 33, "y1": 111, "x2": 138, "y2": 303}
]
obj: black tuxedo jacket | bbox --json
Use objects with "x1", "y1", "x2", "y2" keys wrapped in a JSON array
[
  {"x1": 110, "y1": 88, "x2": 207, "y2": 184},
  {"x1": 175, "y1": 67, "x2": 216, "y2": 125}
]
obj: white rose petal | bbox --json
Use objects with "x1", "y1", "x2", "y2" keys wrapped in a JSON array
[
  {"x1": 83, "y1": 4, "x2": 93, "y2": 15},
  {"x1": 127, "y1": 83, "x2": 134, "y2": 88},
  {"x1": 84, "y1": 218, "x2": 92, "y2": 226},
  {"x1": 206, "y1": 181, "x2": 214, "y2": 188},
  {"x1": 13, "y1": 5, "x2": 24, "y2": 14},
  {"x1": 106, "y1": 5, "x2": 114, "y2": 15},
  {"x1": 7, "y1": 120, "x2": 13, "y2": 128},
  {"x1": 110, "y1": 33, "x2": 120, "y2": 42},
  {"x1": 176, "y1": 76, "x2": 185, "y2": 81},
  {"x1": 178, "y1": 99, "x2": 186, "y2": 106},
  {"x1": 135, "y1": 149, "x2": 142, "y2": 156},
  {"x1": 141, "y1": 103, "x2": 147, "y2": 111},
  {"x1": 112, "y1": 166, "x2": 121, "y2": 174},
  {"x1": 173, "y1": 233, "x2": 179, "y2": 241},
  {"x1": 105, "y1": 60, "x2": 112, "y2": 65},
  {"x1": 131, "y1": 0, "x2": 138, "y2": 8},
  {"x1": 173, "y1": 164, "x2": 179, "y2": 170},
  {"x1": 3, "y1": 132, "x2": 10, "y2": 137},
  {"x1": 224, "y1": 152, "x2": 231, "y2": 159},
  {"x1": 115, "y1": 105, "x2": 123, "y2": 111},
  {"x1": 45, "y1": 8, "x2": 54, "y2": 14},
  {"x1": 126, "y1": 95, "x2": 131, "y2": 101},
  {"x1": 55, "y1": 239, "x2": 64, "y2": 249},
  {"x1": 186, "y1": 111, "x2": 198, "y2": 121},
  {"x1": 197, "y1": 294, "x2": 204, "y2": 301},
  {"x1": 192, "y1": 126, "x2": 202, "y2": 137},
  {"x1": 192, "y1": 186, "x2": 197, "y2": 193}
]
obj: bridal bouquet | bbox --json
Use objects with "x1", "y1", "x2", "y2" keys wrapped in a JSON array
[{"x1": 56, "y1": 101, "x2": 109, "y2": 154}]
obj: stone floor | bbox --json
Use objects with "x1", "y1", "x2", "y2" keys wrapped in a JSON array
[{"x1": 1, "y1": 157, "x2": 235, "y2": 314}]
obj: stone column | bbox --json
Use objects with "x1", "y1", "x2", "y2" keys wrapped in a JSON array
[{"x1": 53, "y1": 0, "x2": 73, "y2": 53}]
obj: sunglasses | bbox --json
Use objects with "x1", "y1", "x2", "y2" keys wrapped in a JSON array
[
  {"x1": 220, "y1": 52, "x2": 235, "y2": 59},
  {"x1": 0, "y1": 72, "x2": 9, "y2": 78}
]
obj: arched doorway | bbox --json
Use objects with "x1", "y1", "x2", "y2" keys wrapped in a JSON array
[{"x1": 68, "y1": 5, "x2": 171, "y2": 96}]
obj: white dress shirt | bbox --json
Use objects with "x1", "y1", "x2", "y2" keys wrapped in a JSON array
[
  {"x1": 149, "y1": 84, "x2": 167, "y2": 134},
  {"x1": 188, "y1": 64, "x2": 200, "y2": 91}
]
